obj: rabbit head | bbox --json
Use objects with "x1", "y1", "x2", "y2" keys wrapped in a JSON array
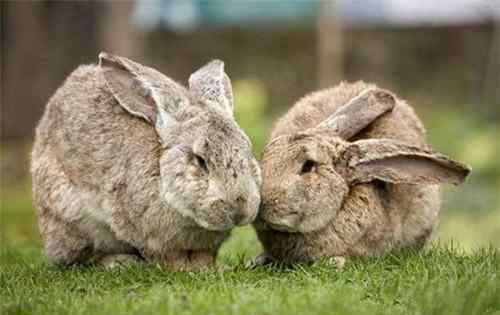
[
  {"x1": 99, "y1": 53, "x2": 261, "y2": 231},
  {"x1": 258, "y1": 88, "x2": 470, "y2": 234}
]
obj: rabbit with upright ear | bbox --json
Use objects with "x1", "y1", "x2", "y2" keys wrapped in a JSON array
[
  {"x1": 253, "y1": 81, "x2": 470, "y2": 267},
  {"x1": 31, "y1": 53, "x2": 261, "y2": 270}
]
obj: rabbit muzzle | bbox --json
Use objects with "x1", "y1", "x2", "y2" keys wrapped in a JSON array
[
  {"x1": 267, "y1": 212, "x2": 302, "y2": 233},
  {"x1": 231, "y1": 195, "x2": 259, "y2": 226},
  {"x1": 197, "y1": 191, "x2": 259, "y2": 231},
  {"x1": 258, "y1": 193, "x2": 304, "y2": 233}
]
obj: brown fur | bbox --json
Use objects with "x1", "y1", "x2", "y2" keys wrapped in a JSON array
[{"x1": 254, "y1": 81, "x2": 470, "y2": 265}]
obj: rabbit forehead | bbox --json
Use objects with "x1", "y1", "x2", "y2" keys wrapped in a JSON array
[
  {"x1": 186, "y1": 112, "x2": 254, "y2": 169},
  {"x1": 260, "y1": 136, "x2": 310, "y2": 185},
  {"x1": 262, "y1": 133, "x2": 343, "y2": 171}
]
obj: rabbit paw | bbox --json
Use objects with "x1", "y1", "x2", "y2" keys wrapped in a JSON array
[
  {"x1": 245, "y1": 253, "x2": 275, "y2": 269},
  {"x1": 163, "y1": 250, "x2": 216, "y2": 272},
  {"x1": 96, "y1": 254, "x2": 143, "y2": 269},
  {"x1": 327, "y1": 256, "x2": 346, "y2": 270},
  {"x1": 187, "y1": 250, "x2": 216, "y2": 271}
]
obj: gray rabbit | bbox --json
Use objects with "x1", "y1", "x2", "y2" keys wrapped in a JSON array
[
  {"x1": 31, "y1": 53, "x2": 261, "y2": 270},
  {"x1": 253, "y1": 82, "x2": 470, "y2": 268}
]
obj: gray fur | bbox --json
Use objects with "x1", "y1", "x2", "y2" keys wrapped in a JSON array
[
  {"x1": 254, "y1": 81, "x2": 470, "y2": 266},
  {"x1": 31, "y1": 53, "x2": 261, "y2": 270}
]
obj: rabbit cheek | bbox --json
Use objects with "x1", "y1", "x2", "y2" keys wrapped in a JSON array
[
  {"x1": 187, "y1": 180, "x2": 235, "y2": 231},
  {"x1": 159, "y1": 152, "x2": 207, "y2": 222},
  {"x1": 294, "y1": 172, "x2": 348, "y2": 233}
]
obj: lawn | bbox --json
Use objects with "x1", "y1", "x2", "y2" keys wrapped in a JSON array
[
  {"x1": 1, "y1": 105, "x2": 499, "y2": 315},
  {"x1": 1, "y1": 236, "x2": 499, "y2": 315},
  {"x1": 2, "y1": 185, "x2": 499, "y2": 315}
]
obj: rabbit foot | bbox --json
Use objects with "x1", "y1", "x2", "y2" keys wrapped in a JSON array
[
  {"x1": 245, "y1": 252, "x2": 275, "y2": 269},
  {"x1": 187, "y1": 250, "x2": 216, "y2": 271},
  {"x1": 164, "y1": 250, "x2": 216, "y2": 271},
  {"x1": 326, "y1": 256, "x2": 346, "y2": 269},
  {"x1": 96, "y1": 254, "x2": 143, "y2": 269}
]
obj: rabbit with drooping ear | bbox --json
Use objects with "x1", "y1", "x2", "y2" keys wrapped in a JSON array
[
  {"x1": 31, "y1": 52, "x2": 261, "y2": 270},
  {"x1": 253, "y1": 81, "x2": 470, "y2": 267}
]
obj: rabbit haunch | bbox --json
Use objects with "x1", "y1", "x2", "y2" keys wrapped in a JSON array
[
  {"x1": 254, "y1": 81, "x2": 470, "y2": 265},
  {"x1": 31, "y1": 53, "x2": 261, "y2": 270}
]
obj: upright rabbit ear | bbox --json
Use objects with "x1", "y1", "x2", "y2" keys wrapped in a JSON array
[
  {"x1": 188, "y1": 59, "x2": 234, "y2": 115},
  {"x1": 338, "y1": 139, "x2": 471, "y2": 185},
  {"x1": 317, "y1": 88, "x2": 396, "y2": 139}
]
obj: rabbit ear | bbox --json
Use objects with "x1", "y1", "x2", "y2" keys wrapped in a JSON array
[
  {"x1": 339, "y1": 139, "x2": 471, "y2": 185},
  {"x1": 317, "y1": 88, "x2": 396, "y2": 139},
  {"x1": 189, "y1": 59, "x2": 234, "y2": 115},
  {"x1": 99, "y1": 52, "x2": 189, "y2": 128},
  {"x1": 99, "y1": 52, "x2": 163, "y2": 124}
]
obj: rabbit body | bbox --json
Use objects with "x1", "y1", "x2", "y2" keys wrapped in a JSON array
[
  {"x1": 32, "y1": 54, "x2": 260, "y2": 269},
  {"x1": 256, "y1": 81, "x2": 468, "y2": 264}
]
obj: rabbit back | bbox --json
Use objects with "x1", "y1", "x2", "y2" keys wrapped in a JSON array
[
  {"x1": 271, "y1": 81, "x2": 426, "y2": 146},
  {"x1": 35, "y1": 65, "x2": 160, "y2": 192}
]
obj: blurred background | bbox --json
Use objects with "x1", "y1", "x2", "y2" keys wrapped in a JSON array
[{"x1": 1, "y1": 0, "x2": 499, "y2": 253}]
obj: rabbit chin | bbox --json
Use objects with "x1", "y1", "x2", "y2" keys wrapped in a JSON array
[
  {"x1": 162, "y1": 192, "x2": 246, "y2": 231},
  {"x1": 294, "y1": 213, "x2": 334, "y2": 233},
  {"x1": 258, "y1": 210, "x2": 332, "y2": 234},
  {"x1": 193, "y1": 217, "x2": 236, "y2": 231},
  {"x1": 172, "y1": 205, "x2": 237, "y2": 231}
]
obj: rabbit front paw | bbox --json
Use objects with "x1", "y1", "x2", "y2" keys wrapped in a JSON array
[
  {"x1": 326, "y1": 256, "x2": 346, "y2": 270},
  {"x1": 163, "y1": 250, "x2": 216, "y2": 271},
  {"x1": 96, "y1": 254, "x2": 143, "y2": 269},
  {"x1": 245, "y1": 252, "x2": 275, "y2": 269}
]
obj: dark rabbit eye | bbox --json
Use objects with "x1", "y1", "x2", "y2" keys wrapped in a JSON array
[
  {"x1": 301, "y1": 160, "x2": 317, "y2": 174},
  {"x1": 194, "y1": 154, "x2": 208, "y2": 172}
]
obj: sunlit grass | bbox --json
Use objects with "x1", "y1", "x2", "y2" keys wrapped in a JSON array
[
  {"x1": 1, "y1": 104, "x2": 499, "y2": 315},
  {"x1": 1, "y1": 245, "x2": 498, "y2": 315}
]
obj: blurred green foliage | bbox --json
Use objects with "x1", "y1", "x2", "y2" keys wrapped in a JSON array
[{"x1": 233, "y1": 79, "x2": 275, "y2": 157}]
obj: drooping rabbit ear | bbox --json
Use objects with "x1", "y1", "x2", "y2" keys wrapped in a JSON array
[
  {"x1": 317, "y1": 88, "x2": 396, "y2": 139},
  {"x1": 188, "y1": 59, "x2": 234, "y2": 115},
  {"x1": 99, "y1": 52, "x2": 163, "y2": 124},
  {"x1": 338, "y1": 139, "x2": 471, "y2": 185}
]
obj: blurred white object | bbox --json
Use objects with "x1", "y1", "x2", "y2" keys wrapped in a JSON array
[
  {"x1": 133, "y1": 0, "x2": 500, "y2": 31},
  {"x1": 338, "y1": 0, "x2": 500, "y2": 26}
]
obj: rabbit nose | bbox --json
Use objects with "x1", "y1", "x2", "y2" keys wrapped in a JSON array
[
  {"x1": 212, "y1": 199, "x2": 226, "y2": 209},
  {"x1": 235, "y1": 196, "x2": 246, "y2": 208}
]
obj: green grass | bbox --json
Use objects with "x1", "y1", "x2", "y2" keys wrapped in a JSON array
[
  {"x1": 2, "y1": 242, "x2": 499, "y2": 315},
  {"x1": 1, "y1": 105, "x2": 499, "y2": 315}
]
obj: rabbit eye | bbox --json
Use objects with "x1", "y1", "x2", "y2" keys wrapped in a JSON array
[
  {"x1": 301, "y1": 160, "x2": 317, "y2": 174},
  {"x1": 194, "y1": 154, "x2": 208, "y2": 172}
]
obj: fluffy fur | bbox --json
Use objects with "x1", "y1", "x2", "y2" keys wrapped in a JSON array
[
  {"x1": 31, "y1": 53, "x2": 261, "y2": 270},
  {"x1": 254, "y1": 81, "x2": 470, "y2": 266}
]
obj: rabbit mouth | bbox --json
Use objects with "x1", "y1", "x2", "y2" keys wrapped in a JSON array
[
  {"x1": 194, "y1": 217, "x2": 236, "y2": 231},
  {"x1": 268, "y1": 222, "x2": 300, "y2": 233},
  {"x1": 265, "y1": 212, "x2": 302, "y2": 233},
  {"x1": 192, "y1": 210, "x2": 255, "y2": 231}
]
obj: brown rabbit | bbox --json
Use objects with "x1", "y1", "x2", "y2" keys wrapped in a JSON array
[
  {"x1": 31, "y1": 53, "x2": 261, "y2": 270},
  {"x1": 253, "y1": 81, "x2": 470, "y2": 267}
]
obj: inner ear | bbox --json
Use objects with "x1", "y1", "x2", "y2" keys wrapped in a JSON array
[
  {"x1": 189, "y1": 59, "x2": 234, "y2": 115},
  {"x1": 99, "y1": 52, "x2": 158, "y2": 124},
  {"x1": 354, "y1": 155, "x2": 469, "y2": 185},
  {"x1": 342, "y1": 139, "x2": 471, "y2": 186}
]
